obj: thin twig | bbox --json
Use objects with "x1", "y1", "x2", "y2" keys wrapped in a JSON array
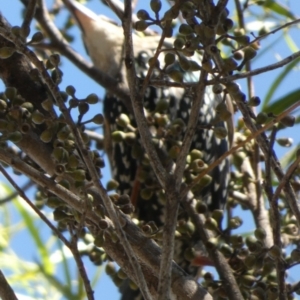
[
  {"x1": 21, "y1": 0, "x2": 37, "y2": 36},
  {"x1": 69, "y1": 224, "x2": 95, "y2": 300}
]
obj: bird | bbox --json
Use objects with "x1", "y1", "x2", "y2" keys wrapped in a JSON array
[{"x1": 62, "y1": 0, "x2": 232, "y2": 299}]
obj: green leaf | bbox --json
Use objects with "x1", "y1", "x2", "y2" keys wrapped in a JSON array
[
  {"x1": 263, "y1": 89, "x2": 300, "y2": 115},
  {"x1": 262, "y1": 56, "x2": 300, "y2": 110},
  {"x1": 264, "y1": 0, "x2": 295, "y2": 20},
  {"x1": 14, "y1": 200, "x2": 54, "y2": 274}
]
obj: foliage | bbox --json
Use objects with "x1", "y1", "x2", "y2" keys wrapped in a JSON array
[{"x1": 0, "y1": 0, "x2": 300, "y2": 299}]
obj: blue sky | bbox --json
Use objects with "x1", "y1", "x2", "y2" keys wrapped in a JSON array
[{"x1": 1, "y1": 0, "x2": 300, "y2": 299}]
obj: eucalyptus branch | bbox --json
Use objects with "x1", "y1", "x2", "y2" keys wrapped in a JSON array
[
  {"x1": 0, "y1": 271, "x2": 18, "y2": 300},
  {"x1": 235, "y1": 18, "x2": 300, "y2": 52}
]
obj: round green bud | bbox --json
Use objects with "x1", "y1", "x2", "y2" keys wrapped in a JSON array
[
  {"x1": 94, "y1": 233, "x2": 105, "y2": 247},
  {"x1": 256, "y1": 112, "x2": 268, "y2": 125},
  {"x1": 189, "y1": 149, "x2": 203, "y2": 161},
  {"x1": 49, "y1": 54, "x2": 60, "y2": 66},
  {"x1": 29, "y1": 32, "x2": 44, "y2": 44},
  {"x1": 70, "y1": 169, "x2": 86, "y2": 182},
  {"x1": 116, "y1": 113, "x2": 130, "y2": 128},
  {"x1": 41, "y1": 98, "x2": 53, "y2": 112},
  {"x1": 66, "y1": 85, "x2": 76, "y2": 96},
  {"x1": 5, "y1": 87, "x2": 17, "y2": 101},
  {"x1": 135, "y1": 20, "x2": 149, "y2": 32},
  {"x1": 280, "y1": 115, "x2": 295, "y2": 127},
  {"x1": 137, "y1": 9, "x2": 150, "y2": 20},
  {"x1": 112, "y1": 131, "x2": 126, "y2": 143},
  {"x1": 173, "y1": 37, "x2": 185, "y2": 49},
  {"x1": 86, "y1": 93, "x2": 99, "y2": 104},
  {"x1": 268, "y1": 245, "x2": 281, "y2": 259},
  {"x1": 78, "y1": 102, "x2": 89, "y2": 115},
  {"x1": 0, "y1": 47, "x2": 15, "y2": 59},
  {"x1": 276, "y1": 137, "x2": 293, "y2": 147},
  {"x1": 204, "y1": 217, "x2": 219, "y2": 231},
  {"x1": 0, "y1": 99, "x2": 7, "y2": 111},
  {"x1": 243, "y1": 47, "x2": 257, "y2": 61},
  {"x1": 254, "y1": 227, "x2": 266, "y2": 241},
  {"x1": 179, "y1": 24, "x2": 194, "y2": 35},
  {"x1": 140, "y1": 188, "x2": 153, "y2": 200},
  {"x1": 248, "y1": 96, "x2": 261, "y2": 107},
  {"x1": 67, "y1": 154, "x2": 79, "y2": 169},
  {"x1": 40, "y1": 128, "x2": 53, "y2": 143},
  {"x1": 105, "y1": 262, "x2": 116, "y2": 276},
  {"x1": 106, "y1": 179, "x2": 119, "y2": 191},
  {"x1": 11, "y1": 26, "x2": 22, "y2": 37},
  {"x1": 8, "y1": 131, "x2": 22, "y2": 143},
  {"x1": 168, "y1": 69, "x2": 183, "y2": 83},
  {"x1": 92, "y1": 114, "x2": 104, "y2": 125},
  {"x1": 150, "y1": 0, "x2": 162, "y2": 13},
  {"x1": 164, "y1": 53, "x2": 175, "y2": 66}
]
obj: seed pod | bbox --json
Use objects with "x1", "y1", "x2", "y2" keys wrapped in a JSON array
[
  {"x1": 78, "y1": 102, "x2": 89, "y2": 115},
  {"x1": 0, "y1": 47, "x2": 15, "y2": 59},
  {"x1": 256, "y1": 112, "x2": 268, "y2": 125},
  {"x1": 135, "y1": 20, "x2": 149, "y2": 32},
  {"x1": 11, "y1": 26, "x2": 22, "y2": 37},
  {"x1": 173, "y1": 37, "x2": 185, "y2": 49},
  {"x1": 150, "y1": 0, "x2": 162, "y2": 13},
  {"x1": 168, "y1": 69, "x2": 183, "y2": 82},
  {"x1": 202, "y1": 59, "x2": 213, "y2": 72},
  {"x1": 211, "y1": 209, "x2": 224, "y2": 224},
  {"x1": 248, "y1": 96, "x2": 261, "y2": 107},
  {"x1": 276, "y1": 137, "x2": 293, "y2": 147},
  {"x1": 40, "y1": 128, "x2": 53, "y2": 143},
  {"x1": 268, "y1": 245, "x2": 281, "y2": 259},
  {"x1": 70, "y1": 169, "x2": 86, "y2": 182},
  {"x1": 106, "y1": 179, "x2": 119, "y2": 191},
  {"x1": 140, "y1": 188, "x2": 153, "y2": 200},
  {"x1": 189, "y1": 149, "x2": 203, "y2": 161},
  {"x1": 179, "y1": 24, "x2": 194, "y2": 35},
  {"x1": 94, "y1": 233, "x2": 105, "y2": 247},
  {"x1": 204, "y1": 217, "x2": 219, "y2": 231},
  {"x1": 280, "y1": 115, "x2": 295, "y2": 127},
  {"x1": 229, "y1": 216, "x2": 243, "y2": 229},
  {"x1": 164, "y1": 53, "x2": 175, "y2": 67},
  {"x1": 66, "y1": 85, "x2": 76, "y2": 96},
  {"x1": 184, "y1": 247, "x2": 196, "y2": 261},
  {"x1": 29, "y1": 32, "x2": 44, "y2": 44},
  {"x1": 53, "y1": 209, "x2": 71, "y2": 222},
  {"x1": 5, "y1": 87, "x2": 17, "y2": 101},
  {"x1": 0, "y1": 99, "x2": 7, "y2": 111},
  {"x1": 195, "y1": 201, "x2": 207, "y2": 214},
  {"x1": 105, "y1": 262, "x2": 116, "y2": 276},
  {"x1": 67, "y1": 154, "x2": 79, "y2": 169},
  {"x1": 220, "y1": 243, "x2": 233, "y2": 257},
  {"x1": 21, "y1": 25, "x2": 30, "y2": 38},
  {"x1": 8, "y1": 131, "x2": 22, "y2": 143},
  {"x1": 116, "y1": 113, "x2": 130, "y2": 128},
  {"x1": 206, "y1": 237, "x2": 219, "y2": 250},
  {"x1": 86, "y1": 93, "x2": 98, "y2": 104},
  {"x1": 291, "y1": 249, "x2": 300, "y2": 262},
  {"x1": 111, "y1": 131, "x2": 126, "y2": 143},
  {"x1": 225, "y1": 82, "x2": 240, "y2": 94},
  {"x1": 233, "y1": 50, "x2": 244, "y2": 61},
  {"x1": 137, "y1": 9, "x2": 150, "y2": 20},
  {"x1": 244, "y1": 47, "x2": 257, "y2": 61},
  {"x1": 92, "y1": 113, "x2": 104, "y2": 125},
  {"x1": 222, "y1": 57, "x2": 238, "y2": 72},
  {"x1": 254, "y1": 227, "x2": 266, "y2": 241}
]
